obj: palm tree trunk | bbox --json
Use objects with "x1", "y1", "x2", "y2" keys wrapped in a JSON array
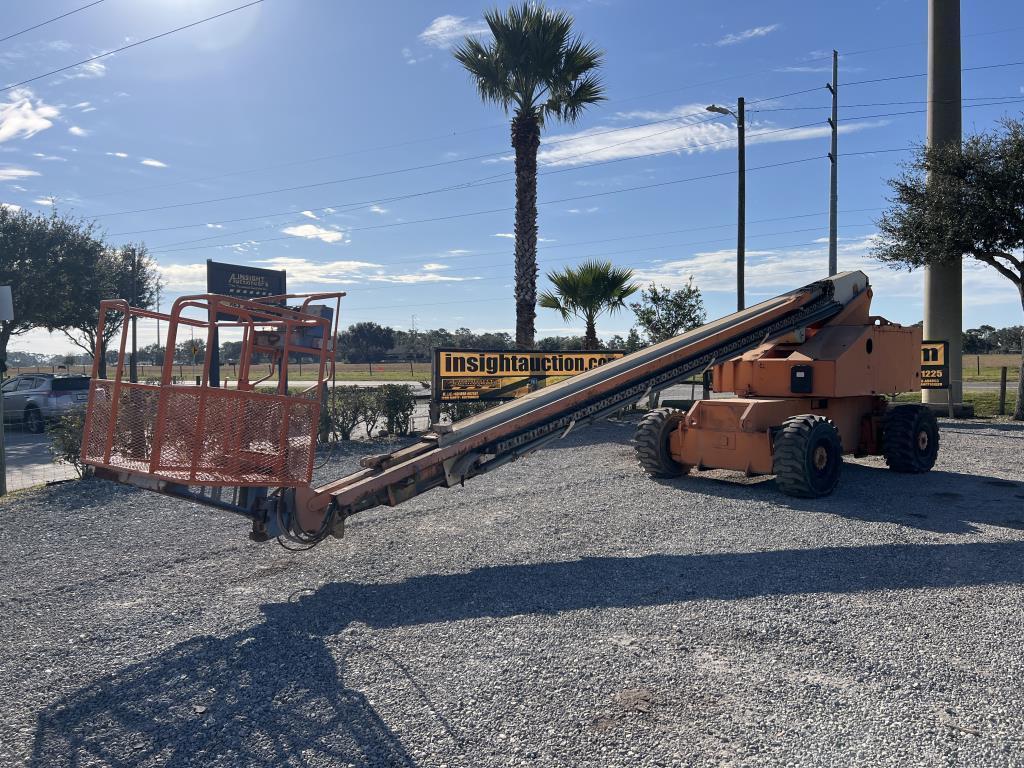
[
  {"x1": 512, "y1": 110, "x2": 541, "y2": 350},
  {"x1": 584, "y1": 315, "x2": 598, "y2": 351}
]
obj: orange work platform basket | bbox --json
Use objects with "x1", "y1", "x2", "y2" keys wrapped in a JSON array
[{"x1": 81, "y1": 292, "x2": 343, "y2": 487}]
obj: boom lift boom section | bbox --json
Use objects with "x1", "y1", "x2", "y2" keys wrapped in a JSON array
[{"x1": 83, "y1": 272, "x2": 882, "y2": 546}]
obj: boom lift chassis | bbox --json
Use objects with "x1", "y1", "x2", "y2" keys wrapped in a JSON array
[{"x1": 82, "y1": 271, "x2": 937, "y2": 546}]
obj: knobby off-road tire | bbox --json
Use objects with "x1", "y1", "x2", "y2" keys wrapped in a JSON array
[
  {"x1": 772, "y1": 414, "x2": 843, "y2": 498},
  {"x1": 882, "y1": 404, "x2": 939, "y2": 473},
  {"x1": 634, "y1": 407, "x2": 689, "y2": 478}
]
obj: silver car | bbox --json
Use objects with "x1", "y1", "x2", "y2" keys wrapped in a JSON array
[{"x1": 1, "y1": 374, "x2": 91, "y2": 433}]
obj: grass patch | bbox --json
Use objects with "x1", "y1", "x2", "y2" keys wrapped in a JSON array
[{"x1": 893, "y1": 390, "x2": 1019, "y2": 418}]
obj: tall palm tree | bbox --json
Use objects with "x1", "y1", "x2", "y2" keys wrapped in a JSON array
[
  {"x1": 454, "y1": 3, "x2": 605, "y2": 349},
  {"x1": 539, "y1": 260, "x2": 638, "y2": 350}
]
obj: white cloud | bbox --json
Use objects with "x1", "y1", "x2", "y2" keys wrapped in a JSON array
[
  {"x1": 419, "y1": 15, "x2": 490, "y2": 48},
  {"x1": 140, "y1": 158, "x2": 168, "y2": 168},
  {"x1": 33, "y1": 196, "x2": 55, "y2": 205},
  {"x1": 31, "y1": 152, "x2": 65, "y2": 161},
  {"x1": 72, "y1": 101, "x2": 91, "y2": 109},
  {"x1": 106, "y1": 151, "x2": 128, "y2": 158},
  {"x1": 206, "y1": 223, "x2": 223, "y2": 229},
  {"x1": 1, "y1": 202, "x2": 21, "y2": 212},
  {"x1": 493, "y1": 232, "x2": 554, "y2": 242},
  {"x1": 300, "y1": 210, "x2": 318, "y2": 219},
  {"x1": 68, "y1": 125, "x2": 88, "y2": 137},
  {"x1": 401, "y1": 47, "x2": 431, "y2": 65},
  {"x1": 367, "y1": 272, "x2": 478, "y2": 284},
  {"x1": 369, "y1": 204, "x2": 388, "y2": 215},
  {"x1": 422, "y1": 263, "x2": 449, "y2": 271},
  {"x1": 715, "y1": 24, "x2": 781, "y2": 46},
  {"x1": 281, "y1": 223, "x2": 349, "y2": 244},
  {"x1": 0, "y1": 89, "x2": 60, "y2": 143},
  {"x1": 157, "y1": 263, "x2": 206, "y2": 290},
  {"x1": 253, "y1": 256, "x2": 380, "y2": 284},
  {"x1": 567, "y1": 206, "x2": 599, "y2": 214},
  {"x1": 0, "y1": 166, "x2": 39, "y2": 182},
  {"x1": 63, "y1": 60, "x2": 106, "y2": 80},
  {"x1": 533, "y1": 104, "x2": 886, "y2": 167}
]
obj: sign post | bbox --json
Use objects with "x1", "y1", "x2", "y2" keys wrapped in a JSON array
[
  {"x1": 0, "y1": 285, "x2": 13, "y2": 497},
  {"x1": 205, "y1": 260, "x2": 286, "y2": 387}
]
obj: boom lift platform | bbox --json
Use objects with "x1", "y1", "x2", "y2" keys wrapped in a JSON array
[{"x1": 82, "y1": 271, "x2": 937, "y2": 547}]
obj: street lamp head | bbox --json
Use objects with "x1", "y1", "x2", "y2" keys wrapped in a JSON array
[{"x1": 705, "y1": 104, "x2": 732, "y2": 116}]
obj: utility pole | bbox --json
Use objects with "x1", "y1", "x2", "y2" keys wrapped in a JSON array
[
  {"x1": 923, "y1": 0, "x2": 963, "y2": 411},
  {"x1": 706, "y1": 98, "x2": 745, "y2": 310},
  {"x1": 827, "y1": 50, "x2": 839, "y2": 275},
  {"x1": 736, "y1": 96, "x2": 745, "y2": 311}
]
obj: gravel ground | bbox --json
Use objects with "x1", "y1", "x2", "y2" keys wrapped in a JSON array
[{"x1": 2, "y1": 416, "x2": 1024, "y2": 767}]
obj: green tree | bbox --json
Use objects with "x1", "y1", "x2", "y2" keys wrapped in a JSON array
[
  {"x1": 454, "y1": 3, "x2": 605, "y2": 349},
  {"x1": 60, "y1": 243, "x2": 160, "y2": 379},
  {"x1": 874, "y1": 117, "x2": 1024, "y2": 420},
  {"x1": 0, "y1": 207, "x2": 102, "y2": 361},
  {"x1": 630, "y1": 278, "x2": 706, "y2": 345},
  {"x1": 339, "y1": 322, "x2": 395, "y2": 373},
  {"x1": 539, "y1": 260, "x2": 638, "y2": 350}
]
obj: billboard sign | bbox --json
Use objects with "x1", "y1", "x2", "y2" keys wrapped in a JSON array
[
  {"x1": 921, "y1": 340, "x2": 949, "y2": 389},
  {"x1": 206, "y1": 259, "x2": 286, "y2": 301},
  {"x1": 433, "y1": 348, "x2": 625, "y2": 402}
]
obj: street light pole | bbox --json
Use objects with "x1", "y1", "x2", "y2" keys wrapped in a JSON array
[{"x1": 707, "y1": 99, "x2": 746, "y2": 310}]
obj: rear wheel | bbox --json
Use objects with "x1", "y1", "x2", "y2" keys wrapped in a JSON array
[
  {"x1": 24, "y1": 405, "x2": 44, "y2": 434},
  {"x1": 772, "y1": 414, "x2": 843, "y2": 498},
  {"x1": 634, "y1": 407, "x2": 688, "y2": 478},
  {"x1": 883, "y1": 404, "x2": 939, "y2": 473}
]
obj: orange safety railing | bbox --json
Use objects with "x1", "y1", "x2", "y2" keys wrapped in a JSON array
[{"x1": 81, "y1": 292, "x2": 343, "y2": 487}]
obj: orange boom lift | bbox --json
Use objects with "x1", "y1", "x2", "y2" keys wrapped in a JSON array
[{"x1": 81, "y1": 271, "x2": 936, "y2": 546}]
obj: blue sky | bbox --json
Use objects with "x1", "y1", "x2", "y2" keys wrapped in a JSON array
[{"x1": 3, "y1": 0, "x2": 1024, "y2": 355}]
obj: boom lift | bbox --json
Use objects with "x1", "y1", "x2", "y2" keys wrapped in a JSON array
[{"x1": 81, "y1": 271, "x2": 937, "y2": 547}]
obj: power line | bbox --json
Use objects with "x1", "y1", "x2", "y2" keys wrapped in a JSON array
[
  {"x1": 845, "y1": 59, "x2": 1024, "y2": 88},
  {"x1": 147, "y1": 154, "x2": 850, "y2": 256},
  {"x1": 0, "y1": 0, "x2": 105, "y2": 45},
  {"x1": 0, "y1": 0, "x2": 264, "y2": 93}
]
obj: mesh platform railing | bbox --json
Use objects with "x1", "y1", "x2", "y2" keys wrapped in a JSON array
[{"x1": 83, "y1": 380, "x2": 320, "y2": 486}]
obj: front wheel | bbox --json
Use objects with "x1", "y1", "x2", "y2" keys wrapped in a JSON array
[
  {"x1": 772, "y1": 414, "x2": 843, "y2": 498},
  {"x1": 634, "y1": 407, "x2": 689, "y2": 478},
  {"x1": 883, "y1": 404, "x2": 939, "y2": 473}
]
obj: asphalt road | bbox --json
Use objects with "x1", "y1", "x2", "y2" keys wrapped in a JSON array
[
  {"x1": 3, "y1": 415, "x2": 1024, "y2": 766},
  {"x1": 2, "y1": 430, "x2": 77, "y2": 492}
]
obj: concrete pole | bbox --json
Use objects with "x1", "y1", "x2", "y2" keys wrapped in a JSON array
[
  {"x1": 923, "y1": 0, "x2": 963, "y2": 407},
  {"x1": 827, "y1": 50, "x2": 839, "y2": 276},
  {"x1": 736, "y1": 96, "x2": 745, "y2": 311}
]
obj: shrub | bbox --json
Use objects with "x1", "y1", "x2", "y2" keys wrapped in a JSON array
[
  {"x1": 324, "y1": 386, "x2": 371, "y2": 441},
  {"x1": 376, "y1": 384, "x2": 416, "y2": 436},
  {"x1": 439, "y1": 400, "x2": 498, "y2": 424},
  {"x1": 48, "y1": 411, "x2": 92, "y2": 478}
]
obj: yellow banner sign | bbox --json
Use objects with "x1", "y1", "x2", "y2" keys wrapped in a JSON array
[
  {"x1": 433, "y1": 348, "x2": 624, "y2": 401},
  {"x1": 921, "y1": 340, "x2": 949, "y2": 389}
]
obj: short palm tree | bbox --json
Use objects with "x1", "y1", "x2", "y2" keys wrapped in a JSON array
[
  {"x1": 454, "y1": 3, "x2": 605, "y2": 349},
  {"x1": 539, "y1": 260, "x2": 638, "y2": 350}
]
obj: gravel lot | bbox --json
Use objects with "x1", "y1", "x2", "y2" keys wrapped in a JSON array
[{"x1": 2, "y1": 416, "x2": 1024, "y2": 767}]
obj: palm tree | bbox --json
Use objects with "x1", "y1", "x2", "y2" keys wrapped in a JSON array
[
  {"x1": 539, "y1": 260, "x2": 638, "y2": 350},
  {"x1": 454, "y1": 3, "x2": 605, "y2": 349}
]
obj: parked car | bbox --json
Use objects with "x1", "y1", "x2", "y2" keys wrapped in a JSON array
[{"x1": 1, "y1": 374, "x2": 91, "y2": 433}]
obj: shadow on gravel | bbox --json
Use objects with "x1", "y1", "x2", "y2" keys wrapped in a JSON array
[
  {"x1": 31, "y1": 612, "x2": 417, "y2": 768},
  {"x1": 32, "y1": 538, "x2": 1024, "y2": 766},
  {"x1": 650, "y1": 462, "x2": 1024, "y2": 534}
]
